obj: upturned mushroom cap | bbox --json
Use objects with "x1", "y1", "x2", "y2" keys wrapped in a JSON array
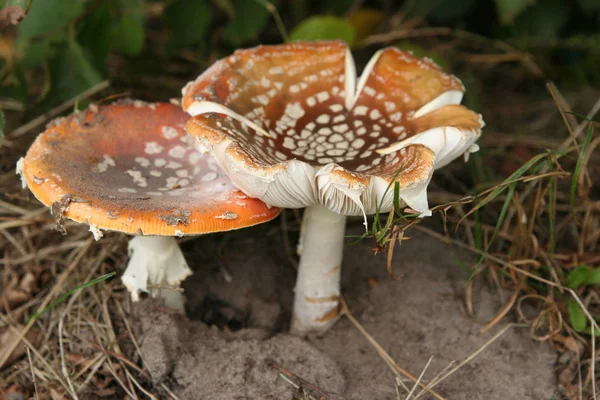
[
  {"x1": 20, "y1": 100, "x2": 280, "y2": 236},
  {"x1": 183, "y1": 41, "x2": 484, "y2": 217}
]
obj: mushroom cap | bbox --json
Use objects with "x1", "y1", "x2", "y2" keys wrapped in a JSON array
[
  {"x1": 183, "y1": 41, "x2": 484, "y2": 217},
  {"x1": 20, "y1": 100, "x2": 280, "y2": 236}
]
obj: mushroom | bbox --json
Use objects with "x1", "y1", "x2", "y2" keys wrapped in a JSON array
[
  {"x1": 18, "y1": 100, "x2": 280, "y2": 312},
  {"x1": 181, "y1": 41, "x2": 484, "y2": 334}
]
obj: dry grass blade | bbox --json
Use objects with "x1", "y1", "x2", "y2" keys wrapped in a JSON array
[
  {"x1": 404, "y1": 356, "x2": 434, "y2": 400},
  {"x1": 340, "y1": 299, "x2": 447, "y2": 400},
  {"x1": 0, "y1": 238, "x2": 93, "y2": 369},
  {"x1": 412, "y1": 324, "x2": 521, "y2": 400},
  {"x1": 480, "y1": 289, "x2": 519, "y2": 334}
]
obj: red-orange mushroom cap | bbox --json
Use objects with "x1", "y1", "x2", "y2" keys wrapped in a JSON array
[
  {"x1": 19, "y1": 100, "x2": 280, "y2": 237},
  {"x1": 182, "y1": 41, "x2": 484, "y2": 218}
]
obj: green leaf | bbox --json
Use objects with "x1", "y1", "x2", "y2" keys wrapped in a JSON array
[
  {"x1": 17, "y1": 37, "x2": 55, "y2": 69},
  {"x1": 165, "y1": 0, "x2": 212, "y2": 47},
  {"x1": 514, "y1": 0, "x2": 569, "y2": 39},
  {"x1": 45, "y1": 39, "x2": 103, "y2": 106},
  {"x1": 114, "y1": 0, "x2": 145, "y2": 56},
  {"x1": 223, "y1": 0, "x2": 270, "y2": 43},
  {"x1": 577, "y1": 0, "x2": 600, "y2": 12},
  {"x1": 0, "y1": 110, "x2": 4, "y2": 145},
  {"x1": 588, "y1": 267, "x2": 600, "y2": 285},
  {"x1": 320, "y1": 0, "x2": 354, "y2": 15},
  {"x1": 18, "y1": 0, "x2": 84, "y2": 41},
  {"x1": 78, "y1": 1, "x2": 113, "y2": 71},
  {"x1": 567, "y1": 298, "x2": 587, "y2": 332},
  {"x1": 290, "y1": 16, "x2": 356, "y2": 45},
  {"x1": 429, "y1": 0, "x2": 478, "y2": 22},
  {"x1": 565, "y1": 266, "x2": 591, "y2": 289},
  {"x1": 495, "y1": 0, "x2": 531, "y2": 25}
]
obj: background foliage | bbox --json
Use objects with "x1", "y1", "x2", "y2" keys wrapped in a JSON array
[{"x1": 0, "y1": 0, "x2": 598, "y2": 124}]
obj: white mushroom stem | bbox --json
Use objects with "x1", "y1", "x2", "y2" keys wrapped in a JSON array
[
  {"x1": 121, "y1": 236, "x2": 192, "y2": 313},
  {"x1": 292, "y1": 205, "x2": 346, "y2": 334}
]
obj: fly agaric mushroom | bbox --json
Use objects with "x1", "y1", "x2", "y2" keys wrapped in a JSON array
[
  {"x1": 18, "y1": 100, "x2": 280, "y2": 311},
  {"x1": 182, "y1": 41, "x2": 484, "y2": 333}
]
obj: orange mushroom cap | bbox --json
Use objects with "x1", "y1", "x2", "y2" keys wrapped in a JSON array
[
  {"x1": 181, "y1": 41, "x2": 483, "y2": 217},
  {"x1": 20, "y1": 100, "x2": 280, "y2": 236}
]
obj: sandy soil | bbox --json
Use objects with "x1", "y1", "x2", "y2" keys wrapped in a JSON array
[{"x1": 134, "y1": 220, "x2": 557, "y2": 399}]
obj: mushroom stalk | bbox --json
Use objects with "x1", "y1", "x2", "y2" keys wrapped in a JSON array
[
  {"x1": 122, "y1": 236, "x2": 192, "y2": 313},
  {"x1": 292, "y1": 205, "x2": 346, "y2": 334}
]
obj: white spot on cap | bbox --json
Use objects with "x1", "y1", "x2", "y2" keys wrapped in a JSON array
[
  {"x1": 96, "y1": 155, "x2": 116, "y2": 173},
  {"x1": 135, "y1": 157, "x2": 150, "y2": 168},
  {"x1": 150, "y1": 170, "x2": 162, "y2": 177},
  {"x1": 363, "y1": 86, "x2": 376, "y2": 96},
  {"x1": 176, "y1": 169, "x2": 189, "y2": 178},
  {"x1": 166, "y1": 161, "x2": 183, "y2": 169},
  {"x1": 126, "y1": 170, "x2": 148, "y2": 187},
  {"x1": 285, "y1": 102, "x2": 305, "y2": 119},
  {"x1": 168, "y1": 146, "x2": 186, "y2": 159},
  {"x1": 353, "y1": 106, "x2": 368, "y2": 116},
  {"x1": 188, "y1": 152, "x2": 202, "y2": 164},
  {"x1": 269, "y1": 66, "x2": 284, "y2": 75},
  {"x1": 165, "y1": 177, "x2": 179, "y2": 188},
  {"x1": 201, "y1": 172, "x2": 217, "y2": 182},
  {"x1": 316, "y1": 91, "x2": 330, "y2": 103},
  {"x1": 145, "y1": 142, "x2": 164, "y2": 155},
  {"x1": 175, "y1": 230, "x2": 185, "y2": 237},
  {"x1": 283, "y1": 137, "x2": 296, "y2": 150},
  {"x1": 155, "y1": 158, "x2": 167, "y2": 167},
  {"x1": 316, "y1": 114, "x2": 331, "y2": 124},
  {"x1": 161, "y1": 126, "x2": 179, "y2": 140},
  {"x1": 329, "y1": 104, "x2": 343, "y2": 113},
  {"x1": 260, "y1": 77, "x2": 271, "y2": 87},
  {"x1": 352, "y1": 138, "x2": 365, "y2": 149},
  {"x1": 119, "y1": 188, "x2": 137, "y2": 193},
  {"x1": 369, "y1": 109, "x2": 382, "y2": 120}
]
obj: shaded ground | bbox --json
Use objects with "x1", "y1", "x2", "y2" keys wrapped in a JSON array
[{"x1": 135, "y1": 221, "x2": 557, "y2": 399}]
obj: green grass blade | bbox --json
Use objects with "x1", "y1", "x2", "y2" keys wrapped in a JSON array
[
  {"x1": 460, "y1": 151, "x2": 549, "y2": 225},
  {"x1": 27, "y1": 271, "x2": 116, "y2": 323}
]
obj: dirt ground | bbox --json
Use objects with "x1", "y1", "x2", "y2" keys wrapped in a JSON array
[{"x1": 134, "y1": 219, "x2": 558, "y2": 399}]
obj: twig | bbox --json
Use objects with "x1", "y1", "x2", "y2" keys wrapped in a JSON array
[
  {"x1": 266, "y1": 359, "x2": 339, "y2": 399},
  {"x1": 10, "y1": 80, "x2": 110, "y2": 138}
]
